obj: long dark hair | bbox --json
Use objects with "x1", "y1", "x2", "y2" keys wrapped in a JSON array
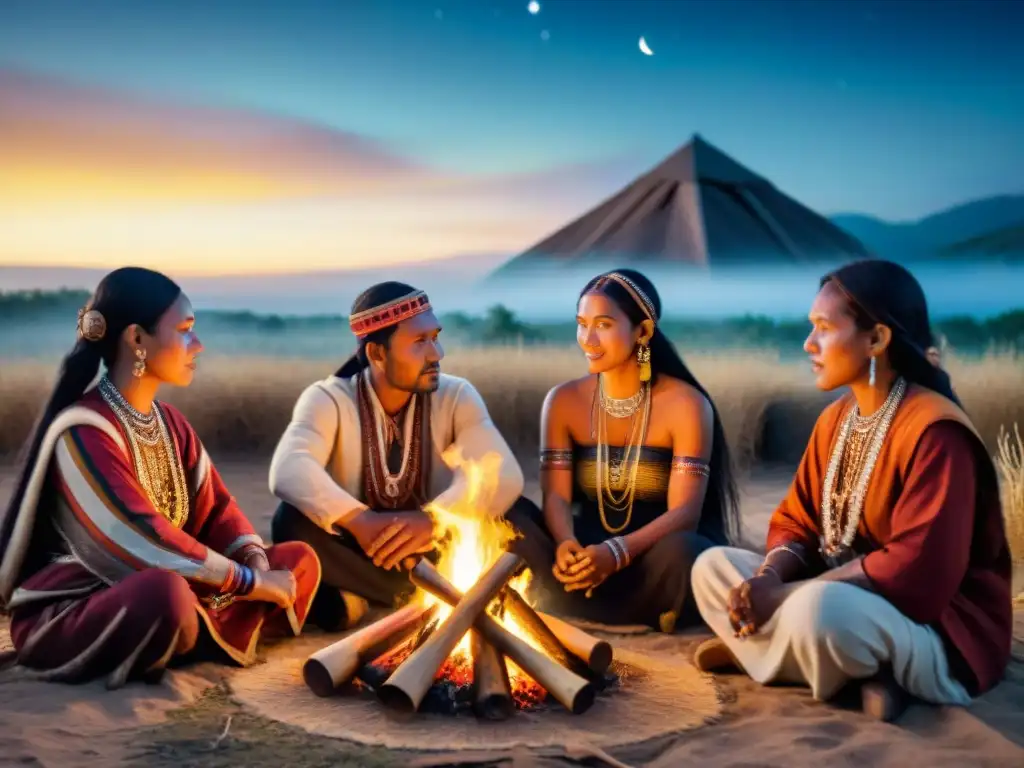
[
  {"x1": 822, "y1": 259, "x2": 961, "y2": 408},
  {"x1": 0, "y1": 267, "x2": 181, "y2": 568},
  {"x1": 580, "y1": 269, "x2": 740, "y2": 544},
  {"x1": 335, "y1": 281, "x2": 418, "y2": 379}
]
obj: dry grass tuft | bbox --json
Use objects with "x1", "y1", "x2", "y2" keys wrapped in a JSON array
[
  {"x1": 995, "y1": 423, "x2": 1024, "y2": 564},
  {"x1": 1, "y1": 349, "x2": 1021, "y2": 479}
]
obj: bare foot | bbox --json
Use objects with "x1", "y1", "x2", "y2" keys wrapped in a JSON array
[
  {"x1": 340, "y1": 591, "x2": 370, "y2": 628},
  {"x1": 861, "y1": 672, "x2": 910, "y2": 722},
  {"x1": 693, "y1": 636, "x2": 741, "y2": 672},
  {"x1": 310, "y1": 587, "x2": 370, "y2": 632}
]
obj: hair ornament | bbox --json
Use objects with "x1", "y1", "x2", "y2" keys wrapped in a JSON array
[{"x1": 77, "y1": 307, "x2": 107, "y2": 343}]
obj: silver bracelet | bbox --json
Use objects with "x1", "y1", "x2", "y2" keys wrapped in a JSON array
[
  {"x1": 605, "y1": 536, "x2": 630, "y2": 571},
  {"x1": 766, "y1": 543, "x2": 807, "y2": 567},
  {"x1": 756, "y1": 563, "x2": 781, "y2": 580},
  {"x1": 610, "y1": 536, "x2": 626, "y2": 569},
  {"x1": 603, "y1": 540, "x2": 622, "y2": 570}
]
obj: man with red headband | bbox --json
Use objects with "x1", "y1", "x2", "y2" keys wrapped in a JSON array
[{"x1": 267, "y1": 281, "x2": 527, "y2": 630}]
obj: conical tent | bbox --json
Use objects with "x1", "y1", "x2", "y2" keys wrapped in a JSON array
[{"x1": 490, "y1": 134, "x2": 871, "y2": 277}]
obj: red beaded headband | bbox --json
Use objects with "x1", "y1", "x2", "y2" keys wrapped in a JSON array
[{"x1": 349, "y1": 290, "x2": 432, "y2": 340}]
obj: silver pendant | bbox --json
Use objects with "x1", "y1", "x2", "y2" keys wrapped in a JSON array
[
  {"x1": 384, "y1": 478, "x2": 401, "y2": 498},
  {"x1": 608, "y1": 460, "x2": 622, "y2": 486}
]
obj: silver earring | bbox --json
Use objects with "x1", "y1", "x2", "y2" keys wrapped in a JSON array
[{"x1": 868, "y1": 356, "x2": 876, "y2": 387}]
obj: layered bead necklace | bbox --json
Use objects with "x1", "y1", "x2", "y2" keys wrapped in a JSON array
[
  {"x1": 592, "y1": 376, "x2": 652, "y2": 534},
  {"x1": 369, "y1": 387, "x2": 416, "y2": 501},
  {"x1": 98, "y1": 376, "x2": 190, "y2": 528},
  {"x1": 819, "y1": 376, "x2": 907, "y2": 567},
  {"x1": 356, "y1": 369, "x2": 427, "y2": 509}
]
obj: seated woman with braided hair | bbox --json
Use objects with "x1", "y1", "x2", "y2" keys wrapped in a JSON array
[
  {"x1": 690, "y1": 259, "x2": 1012, "y2": 722},
  {"x1": 519, "y1": 268, "x2": 741, "y2": 632},
  {"x1": 0, "y1": 268, "x2": 320, "y2": 688}
]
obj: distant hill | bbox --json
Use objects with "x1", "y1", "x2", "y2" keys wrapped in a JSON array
[
  {"x1": 939, "y1": 224, "x2": 1024, "y2": 260},
  {"x1": 830, "y1": 194, "x2": 1024, "y2": 261}
]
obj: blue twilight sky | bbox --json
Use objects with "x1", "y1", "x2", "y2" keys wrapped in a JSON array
[{"x1": 0, "y1": 0, "x2": 1022, "y2": 274}]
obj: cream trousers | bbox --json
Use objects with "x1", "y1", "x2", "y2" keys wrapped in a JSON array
[{"x1": 691, "y1": 546, "x2": 972, "y2": 705}]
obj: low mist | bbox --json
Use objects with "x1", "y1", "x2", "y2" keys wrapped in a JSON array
[
  {"x1": 178, "y1": 259, "x2": 1024, "y2": 322},
  {"x1": 3, "y1": 259, "x2": 1021, "y2": 362}
]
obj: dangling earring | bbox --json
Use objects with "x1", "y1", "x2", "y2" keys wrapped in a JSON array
[
  {"x1": 133, "y1": 347, "x2": 147, "y2": 378},
  {"x1": 637, "y1": 344, "x2": 651, "y2": 382},
  {"x1": 868, "y1": 356, "x2": 876, "y2": 387}
]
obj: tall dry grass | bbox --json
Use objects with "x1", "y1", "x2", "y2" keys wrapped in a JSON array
[
  {"x1": 995, "y1": 424, "x2": 1024, "y2": 565},
  {"x1": 2, "y1": 347, "x2": 1022, "y2": 477}
]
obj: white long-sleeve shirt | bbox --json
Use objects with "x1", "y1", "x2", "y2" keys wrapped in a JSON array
[{"x1": 268, "y1": 371, "x2": 524, "y2": 532}]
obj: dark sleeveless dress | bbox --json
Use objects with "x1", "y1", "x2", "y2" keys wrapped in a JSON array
[
  {"x1": 518, "y1": 442, "x2": 721, "y2": 630},
  {"x1": 571, "y1": 444, "x2": 727, "y2": 548}
]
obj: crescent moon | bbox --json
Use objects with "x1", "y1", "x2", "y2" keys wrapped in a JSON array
[{"x1": 639, "y1": 36, "x2": 654, "y2": 56}]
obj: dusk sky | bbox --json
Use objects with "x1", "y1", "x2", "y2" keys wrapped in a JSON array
[{"x1": 1, "y1": 0, "x2": 1021, "y2": 276}]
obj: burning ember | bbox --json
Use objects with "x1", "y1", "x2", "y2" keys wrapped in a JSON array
[
  {"x1": 303, "y1": 449, "x2": 617, "y2": 719},
  {"x1": 355, "y1": 612, "x2": 550, "y2": 716}
]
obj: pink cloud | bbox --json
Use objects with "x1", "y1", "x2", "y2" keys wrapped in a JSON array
[
  {"x1": 0, "y1": 68, "x2": 646, "y2": 209},
  {"x1": 0, "y1": 68, "x2": 434, "y2": 201}
]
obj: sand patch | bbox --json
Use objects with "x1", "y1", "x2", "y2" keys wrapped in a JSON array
[{"x1": 0, "y1": 614, "x2": 218, "y2": 766}]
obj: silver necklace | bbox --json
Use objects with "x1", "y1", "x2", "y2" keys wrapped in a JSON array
[
  {"x1": 98, "y1": 376, "x2": 159, "y2": 445},
  {"x1": 598, "y1": 376, "x2": 644, "y2": 419},
  {"x1": 819, "y1": 377, "x2": 907, "y2": 566},
  {"x1": 850, "y1": 405, "x2": 887, "y2": 435}
]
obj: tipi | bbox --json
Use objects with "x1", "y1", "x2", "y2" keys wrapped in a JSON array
[{"x1": 490, "y1": 134, "x2": 871, "y2": 277}]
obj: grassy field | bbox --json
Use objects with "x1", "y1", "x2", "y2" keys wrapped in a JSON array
[{"x1": 1, "y1": 345, "x2": 1021, "y2": 462}]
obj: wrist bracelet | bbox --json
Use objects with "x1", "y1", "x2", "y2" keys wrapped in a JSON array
[
  {"x1": 239, "y1": 543, "x2": 268, "y2": 564},
  {"x1": 610, "y1": 536, "x2": 626, "y2": 569},
  {"x1": 610, "y1": 536, "x2": 630, "y2": 568},
  {"x1": 757, "y1": 563, "x2": 781, "y2": 580},
  {"x1": 222, "y1": 562, "x2": 256, "y2": 596},
  {"x1": 603, "y1": 540, "x2": 622, "y2": 570},
  {"x1": 237, "y1": 564, "x2": 255, "y2": 595},
  {"x1": 605, "y1": 537, "x2": 630, "y2": 571},
  {"x1": 766, "y1": 543, "x2": 807, "y2": 566}
]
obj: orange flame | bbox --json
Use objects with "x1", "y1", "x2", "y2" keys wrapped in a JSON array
[{"x1": 421, "y1": 446, "x2": 537, "y2": 679}]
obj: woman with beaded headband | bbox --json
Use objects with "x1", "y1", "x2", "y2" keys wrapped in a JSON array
[
  {"x1": 0, "y1": 267, "x2": 320, "y2": 688},
  {"x1": 526, "y1": 268, "x2": 739, "y2": 632},
  {"x1": 691, "y1": 259, "x2": 1011, "y2": 722}
]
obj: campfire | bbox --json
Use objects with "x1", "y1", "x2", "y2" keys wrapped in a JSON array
[{"x1": 302, "y1": 450, "x2": 616, "y2": 720}]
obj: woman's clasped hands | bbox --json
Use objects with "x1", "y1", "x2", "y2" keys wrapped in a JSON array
[{"x1": 552, "y1": 538, "x2": 620, "y2": 597}]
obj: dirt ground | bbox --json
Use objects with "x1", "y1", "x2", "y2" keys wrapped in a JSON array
[{"x1": 1, "y1": 463, "x2": 1022, "y2": 767}]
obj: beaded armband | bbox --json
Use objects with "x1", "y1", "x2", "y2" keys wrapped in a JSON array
[
  {"x1": 540, "y1": 449, "x2": 573, "y2": 471},
  {"x1": 671, "y1": 456, "x2": 710, "y2": 478}
]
